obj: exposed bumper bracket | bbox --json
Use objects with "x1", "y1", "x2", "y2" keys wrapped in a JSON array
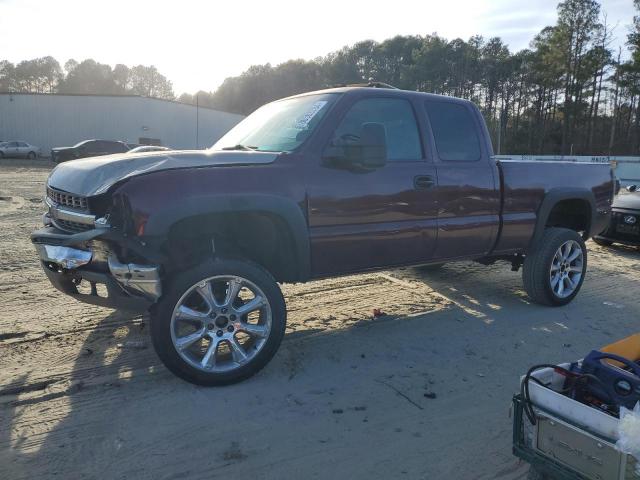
[{"x1": 108, "y1": 257, "x2": 162, "y2": 301}]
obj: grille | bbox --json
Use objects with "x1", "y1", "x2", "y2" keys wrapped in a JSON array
[
  {"x1": 52, "y1": 218, "x2": 93, "y2": 233},
  {"x1": 47, "y1": 187, "x2": 88, "y2": 210}
]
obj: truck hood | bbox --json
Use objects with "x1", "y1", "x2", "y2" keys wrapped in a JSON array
[
  {"x1": 613, "y1": 192, "x2": 640, "y2": 210},
  {"x1": 47, "y1": 150, "x2": 279, "y2": 197}
]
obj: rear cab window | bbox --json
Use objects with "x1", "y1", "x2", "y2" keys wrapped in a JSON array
[
  {"x1": 112, "y1": 142, "x2": 128, "y2": 153},
  {"x1": 425, "y1": 101, "x2": 481, "y2": 162}
]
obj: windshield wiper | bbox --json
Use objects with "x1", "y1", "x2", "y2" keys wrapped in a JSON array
[{"x1": 221, "y1": 144, "x2": 258, "y2": 151}]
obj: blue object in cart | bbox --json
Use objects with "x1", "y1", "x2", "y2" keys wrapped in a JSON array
[{"x1": 580, "y1": 350, "x2": 640, "y2": 409}]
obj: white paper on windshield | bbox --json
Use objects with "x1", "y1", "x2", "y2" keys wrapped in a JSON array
[{"x1": 294, "y1": 101, "x2": 328, "y2": 129}]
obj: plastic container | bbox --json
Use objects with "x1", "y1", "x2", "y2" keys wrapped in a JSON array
[{"x1": 521, "y1": 363, "x2": 620, "y2": 440}]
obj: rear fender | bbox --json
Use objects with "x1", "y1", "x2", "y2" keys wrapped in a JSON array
[{"x1": 528, "y1": 188, "x2": 596, "y2": 252}]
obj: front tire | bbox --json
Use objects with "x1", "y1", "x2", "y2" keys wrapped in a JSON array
[
  {"x1": 522, "y1": 228, "x2": 587, "y2": 306},
  {"x1": 150, "y1": 258, "x2": 286, "y2": 386},
  {"x1": 27, "y1": 151, "x2": 36, "y2": 159}
]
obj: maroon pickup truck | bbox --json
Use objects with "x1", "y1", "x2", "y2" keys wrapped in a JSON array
[{"x1": 31, "y1": 86, "x2": 614, "y2": 386}]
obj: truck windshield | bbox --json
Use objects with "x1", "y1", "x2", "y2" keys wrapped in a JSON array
[{"x1": 211, "y1": 93, "x2": 339, "y2": 153}]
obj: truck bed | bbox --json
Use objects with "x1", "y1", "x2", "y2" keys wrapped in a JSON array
[{"x1": 493, "y1": 160, "x2": 614, "y2": 254}]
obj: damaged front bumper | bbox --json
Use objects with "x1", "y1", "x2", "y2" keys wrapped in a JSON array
[{"x1": 31, "y1": 226, "x2": 162, "y2": 313}]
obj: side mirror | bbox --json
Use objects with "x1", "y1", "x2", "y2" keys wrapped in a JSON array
[
  {"x1": 627, "y1": 185, "x2": 638, "y2": 193},
  {"x1": 323, "y1": 122, "x2": 387, "y2": 171}
]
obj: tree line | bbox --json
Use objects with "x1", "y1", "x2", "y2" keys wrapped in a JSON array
[
  {"x1": 182, "y1": 0, "x2": 640, "y2": 156},
  {"x1": 2, "y1": 0, "x2": 640, "y2": 155},
  {"x1": 0, "y1": 57, "x2": 174, "y2": 100}
]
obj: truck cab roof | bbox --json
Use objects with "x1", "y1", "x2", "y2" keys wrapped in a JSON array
[{"x1": 285, "y1": 85, "x2": 475, "y2": 107}]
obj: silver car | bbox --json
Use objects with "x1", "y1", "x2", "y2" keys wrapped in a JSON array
[{"x1": 0, "y1": 141, "x2": 41, "y2": 159}]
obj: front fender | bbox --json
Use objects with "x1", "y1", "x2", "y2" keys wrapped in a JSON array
[{"x1": 143, "y1": 193, "x2": 311, "y2": 281}]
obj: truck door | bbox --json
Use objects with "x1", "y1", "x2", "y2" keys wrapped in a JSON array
[
  {"x1": 423, "y1": 100, "x2": 500, "y2": 259},
  {"x1": 306, "y1": 96, "x2": 439, "y2": 277}
]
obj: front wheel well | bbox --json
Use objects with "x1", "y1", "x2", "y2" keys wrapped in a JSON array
[{"x1": 164, "y1": 212, "x2": 301, "y2": 283}]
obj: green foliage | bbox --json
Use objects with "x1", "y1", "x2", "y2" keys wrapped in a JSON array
[
  {"x1": 187, "y1": 0, "x2": 639, "y2": 155},
  {"x1": 1, "y1": 58, "x2": 175, "y2": 100}
]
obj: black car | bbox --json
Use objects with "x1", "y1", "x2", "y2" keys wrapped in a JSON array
[
  {"x1": 51, "y1": 139, "x2": 129, "y2": 163},
  {"x1": 594, "y1": 185, "x2": 640, "y2": 247}
]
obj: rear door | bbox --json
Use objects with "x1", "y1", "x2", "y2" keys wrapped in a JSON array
[
  {"x1": 423, "y1": 100, "x2": 500, "y2": 259},
  {"x1": 306, "y1": 95, "x2": 439, "y2": 276},
  {"x1": 102, "y1": 141, "x2": 128, "y2": 154},
  {"x1": 94, "y1": 141, "x2": 112, "y2": 156},
  {"x1": 79, "y1": 141, "x2": 98, "y2": 157},
  {"x1": 17, "y1": 142, "x2": 29, "y2": 157}
]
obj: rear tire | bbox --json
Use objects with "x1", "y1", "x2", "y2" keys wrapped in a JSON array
[
  {"x1": 522, "y1": 228, "x2": 587, "y2": 306},
  {"x1": 150, "y1": 257, "x2": 286, "y2": 386}
]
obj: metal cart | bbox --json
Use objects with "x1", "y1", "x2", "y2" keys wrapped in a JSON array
[{"x1": 512, "y1": 394, "x2": 638, "y2": 480}]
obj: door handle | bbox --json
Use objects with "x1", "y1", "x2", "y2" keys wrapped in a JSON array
[{"x1": 414, "y1": 175, "x2": 435, "y2": 190}]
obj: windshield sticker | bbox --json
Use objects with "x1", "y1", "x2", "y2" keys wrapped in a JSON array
[{"x1": 293, "y1": 101, "x2": 328, "y2": 129}]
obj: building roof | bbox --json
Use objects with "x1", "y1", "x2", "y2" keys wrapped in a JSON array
[{"x1": 0, "y1": 91, "x2": 240, "y2": 116}]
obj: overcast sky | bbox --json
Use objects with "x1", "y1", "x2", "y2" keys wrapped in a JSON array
[{"x1": 0, "y1": 0, "x2": 635, "y2": 95}]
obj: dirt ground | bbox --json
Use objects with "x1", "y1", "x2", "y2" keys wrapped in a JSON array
[{"x1": 1, "y1": 163, "x2": 639, "y2": 480}]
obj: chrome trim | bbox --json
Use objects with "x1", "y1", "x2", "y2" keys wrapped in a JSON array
[
  {"x1": 108, "y1": 256, "x2": 161, "y2": 301},
  {"x1": 46, "y1": 186, "x2": 88, "y2": 210},
  {"x1": 94, "y1": 216, "x2": 111, "y2": 228},
  {"x1": 36, "y1": 244, "x2": 92, "y2": 269},
  {"x1": 45, "y1": 196, "x2": 96, "y2": 226}
]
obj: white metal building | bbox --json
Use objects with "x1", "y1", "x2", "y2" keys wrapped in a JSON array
[{"x1": 0, "y1": 93, "x2": 244, "y2": 155}]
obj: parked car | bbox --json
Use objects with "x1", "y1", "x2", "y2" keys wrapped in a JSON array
[
  {"x1": 51, "y1": 139, "x2": 129, "y2": 163},
  {"x1": 0, "y1": 141, "x2": 41, "y2": 159},
  {"x1": 593, "y1": 185, "x2": 640, "y2": 247},
  {"x1": 127, "y1": 145, "x2": 171, "y2": 154},
  {"x1": 32, "y1": 86, "x2": 614, "y2": 386}
]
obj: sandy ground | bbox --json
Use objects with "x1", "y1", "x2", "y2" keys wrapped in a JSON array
[{"x1": 1, "y1": 164, "x2": 639, "y2": 480}]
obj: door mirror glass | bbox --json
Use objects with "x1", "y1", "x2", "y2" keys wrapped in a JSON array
[
  {"x1": 324, "y1": 122, "x2": 387, "y2": 170},
  {"x1": 627, "y1": 185, "x2": 638, "y2": 193}
]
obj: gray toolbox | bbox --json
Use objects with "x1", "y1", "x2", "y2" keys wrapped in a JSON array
[{"x1": 513, "y1": 364, "x2": 638, "y2": 480}]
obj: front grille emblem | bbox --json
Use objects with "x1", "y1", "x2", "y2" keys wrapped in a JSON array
[{"x1": 623, "y1": 215, "x2": 637, "y2": 225}]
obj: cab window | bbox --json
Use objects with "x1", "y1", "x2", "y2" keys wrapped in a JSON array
[
  {"x1": 331, "y1": 98, "x2": 422, "y2": 161},
  {"x1": 425, "y1": 101, "x2": 481, "y2": 162}
]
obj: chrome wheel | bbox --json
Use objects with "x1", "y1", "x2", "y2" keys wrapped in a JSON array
[
  {"x1": 170, "y1": 275, "x2": 272, "y2": 373},
  {"x1": 549, "y1": 240, "x2": 583, "y2": 298}
]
